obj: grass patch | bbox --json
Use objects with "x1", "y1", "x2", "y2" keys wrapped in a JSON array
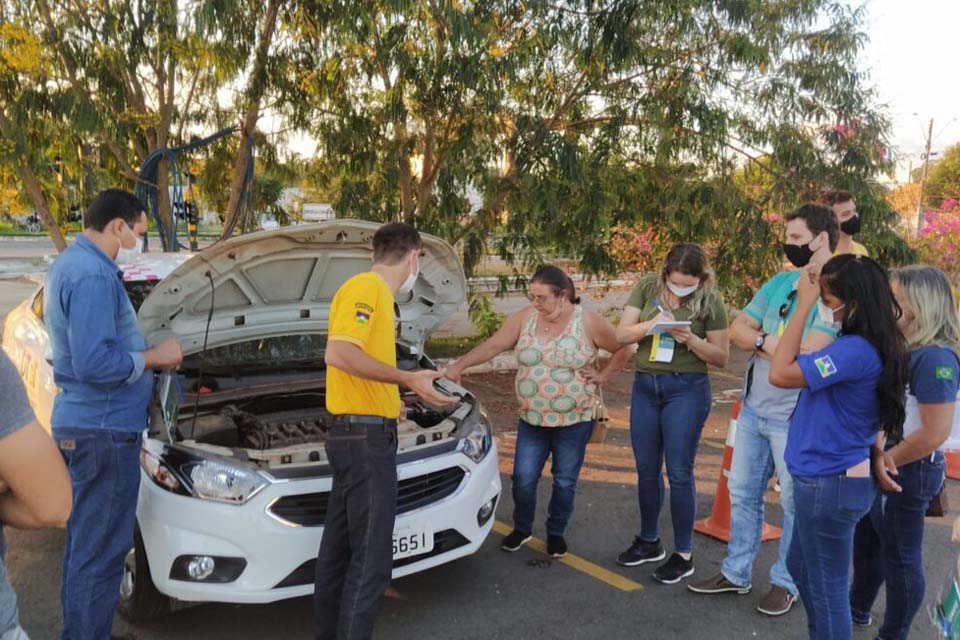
[{"x1": 425, "y1": 335, "x2": 484, "y2": 359}]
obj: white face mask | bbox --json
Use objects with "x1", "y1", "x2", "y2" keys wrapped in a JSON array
[
  {"x1": 115, "y1": 224, "x2": 143, "y2": 264},
  {"x1": 817, "y1": 300, "x2": 844, "y2": 327},
  {"x1": 666, "y1": 281, "x2": 699, "y2": 298},
  {"x1": 397, "y1": 254, "x2": 419, "y2": 295}
]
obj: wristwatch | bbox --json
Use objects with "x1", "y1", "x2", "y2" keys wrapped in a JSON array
[{"x1": 754, "y1": 333, "x2": 767, "y2": 352}]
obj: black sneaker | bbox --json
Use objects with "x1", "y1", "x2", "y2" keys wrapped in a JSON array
[
  {"x1": 851, "y1": 610, "x2": 872, "y2": 627},
  {"x1": 617, "y1": 537, "x2": 666, "y2": 567},
  {"x1": 653, "y1": 553, "x2": 695, "y2": 584},
  {"x1": 547, "y1": 535, "x2": 567, "y2": 558},
  {"x1": 500, "y1": 530, "x2": 532, "y2": 552}
]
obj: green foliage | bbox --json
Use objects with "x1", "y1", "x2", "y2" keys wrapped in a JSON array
[
  {"x1": 287, "y1": 0, "x2": 911, "y2": 302},
  {"x1": 1, "y1": 0, "x2": 916, "y2": 303},
  {"x1": 925, "y1": 143, "x2": 960, "y2": 208},
  {"x1": 467, "y1": 293, "x2": 506, "y2": 339},
  {"x1": 424, "y1": 335, "x2": 485, "y2": 360}
]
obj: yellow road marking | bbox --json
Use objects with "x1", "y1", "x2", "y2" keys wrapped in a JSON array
[{"x1": 492, "y1": 520, "x2": 643, "y2": 592}]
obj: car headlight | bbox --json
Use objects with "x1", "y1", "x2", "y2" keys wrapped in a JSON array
[
  {"x1": 459, "y1": 402, "x2": 492, "y2": 463},
  {"x1": 141, "y1": 440, "x2": 267, "y2": 505},
  {"x1": 186, "y1": 460, "x2": 267, "y2": 504}
]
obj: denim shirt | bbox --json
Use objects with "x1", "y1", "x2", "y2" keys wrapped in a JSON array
[{"x1": 45, "y1": 235, "x2": 153, "y2": 432}]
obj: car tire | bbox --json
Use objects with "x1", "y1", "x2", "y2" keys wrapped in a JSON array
[{"x1": 117, "y1": 524, "x2": 170, "y2": 622}]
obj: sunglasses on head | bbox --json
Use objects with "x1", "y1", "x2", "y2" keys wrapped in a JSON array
[{"x1": 778, "y1": 290, "x2": 798, "y2": 320}]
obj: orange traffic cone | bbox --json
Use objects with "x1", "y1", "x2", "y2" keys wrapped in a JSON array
[
  {"x1": 945, "y1": 450, "x2": 960, "y2": 481},
  {"x1": 695, "y1": 399, "x2": 782, "y2": 542}
]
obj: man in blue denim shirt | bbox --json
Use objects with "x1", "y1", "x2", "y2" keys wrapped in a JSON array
[{"x1": 45, "y1": 189, "x2": 181, "y2": 639}]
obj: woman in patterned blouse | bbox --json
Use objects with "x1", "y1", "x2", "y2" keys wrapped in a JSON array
[{"x1": 445, "y1": 265, "x2": 633, "y2": 559}]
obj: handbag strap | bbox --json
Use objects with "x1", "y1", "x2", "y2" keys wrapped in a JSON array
[{"x1": 594, "y1": 352, "x2": 605, "y2": 403}]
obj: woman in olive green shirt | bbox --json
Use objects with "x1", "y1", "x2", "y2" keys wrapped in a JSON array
[{"x1": 614, "y1": 242, "x2": 730, "y2": 585}]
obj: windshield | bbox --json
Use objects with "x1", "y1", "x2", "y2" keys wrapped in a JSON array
[{"x1": 182, "y1": 334, "x2": 328, "y2": 373}]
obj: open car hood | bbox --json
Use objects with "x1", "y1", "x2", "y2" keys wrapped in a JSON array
[{"x1": 138, "y1": 221, "x2": 467, "y2": 355}]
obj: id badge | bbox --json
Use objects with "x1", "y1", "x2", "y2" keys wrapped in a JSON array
[{"x1": 649, "y1": 333, "x2": 675, "y2": 363}]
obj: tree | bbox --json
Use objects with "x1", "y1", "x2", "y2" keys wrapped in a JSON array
[
  {"x1": 0, "y1": 18, "x2": 68, "y2": 249},
  {"x1": 289, "y1": 0, "x2": 910, "y2": 304},
  {"x1": 925, "y1": 142, "x2": 960, "y2": 208},
  {"x1": 15, "y1": 0, "x2": 294, "y2": 244}
]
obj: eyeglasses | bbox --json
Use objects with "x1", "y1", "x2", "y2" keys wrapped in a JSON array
[
  {"x1": 778, "y1": 290, "x2": 798, "y2": 320},
  {"x1": 526, "y1": 293, "x2": 553, "y2": 304}
]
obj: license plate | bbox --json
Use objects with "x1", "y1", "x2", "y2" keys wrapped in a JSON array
[{"x1": 392, "y1": 524, "x2": 434, "y2": 560}]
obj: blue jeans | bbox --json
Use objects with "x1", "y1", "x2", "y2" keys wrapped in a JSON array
[
  {"x1": 721, "y1": 404, "x2": 796, "y2": 593},
  {"x1": 788, "y1": 473, "x2": 875, "y2": 640},
  {"x1": 850, "y1": 452, "x2": 946, "y2": 640},
  {"x1": 512, "y1": 419, "x2": 593, "y2": 536},
  {"x1": 54, "y1": 427, "x2": 142, "y2": 640},
  {"x1": 630, "y1": 372, "x2": 711, "y2": 554}
]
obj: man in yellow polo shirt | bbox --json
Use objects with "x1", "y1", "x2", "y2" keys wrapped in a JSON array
[
  {"x1": 820, "y1": 189, "x2": 869, "y2": 256},
  {"x1": 314, "y1": 222, "x2": 456, "y2": 640}
]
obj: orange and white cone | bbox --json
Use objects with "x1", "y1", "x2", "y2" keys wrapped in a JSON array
[
  {"x1": 945, "y1": 450, "x2": 960, "y2": 481},
  {"x1": 694, "y1": 399, "x2": 782, "y2": 542}
]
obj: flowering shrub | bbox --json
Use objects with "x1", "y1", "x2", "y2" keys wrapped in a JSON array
[
  {"x1": 915, "y1": 207, "x2": 960, "y2": 281},
  {"x1": 608, "y1": 225, "x2": 656, "y2": 275}
]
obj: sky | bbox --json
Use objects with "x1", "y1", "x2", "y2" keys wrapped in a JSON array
[{"x1": 861, "y1": 0, "x2": 960, "y2": 182}]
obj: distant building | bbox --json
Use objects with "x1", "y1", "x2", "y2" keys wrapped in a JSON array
[{"x1": 301, "y1": 202, "x2": 335, "y2": 222}]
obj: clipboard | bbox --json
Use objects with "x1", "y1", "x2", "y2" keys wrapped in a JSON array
[{"x1": 645, "y1": 320, "x2": 692, "y2": 336}]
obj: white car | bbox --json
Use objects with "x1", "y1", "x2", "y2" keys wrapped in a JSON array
[{"x1": 1, "y1": 221, "x2": 500, "y2": 620}]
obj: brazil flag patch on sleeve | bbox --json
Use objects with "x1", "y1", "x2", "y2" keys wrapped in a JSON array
[{"x1": 936, "y1": 366, "x2": 954, "y2": 381}]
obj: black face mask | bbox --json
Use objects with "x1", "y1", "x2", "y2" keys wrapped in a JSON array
[
  {"x1": 840, "y1": 215, "x2": 861, "y2": 235},
  {"x1": 783, "y1": 242, "x2": 814, "y2": 267}
]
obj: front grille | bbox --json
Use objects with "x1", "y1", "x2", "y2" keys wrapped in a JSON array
[
  {"x1": 274, "y1": 529, "x2": 470, "y2": 589},
  {"x1": 268, "y1": 466, "x2": 467, "y2": 527}
]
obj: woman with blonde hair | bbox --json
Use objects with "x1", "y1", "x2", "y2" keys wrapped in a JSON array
[
  {"x1": 850, "y1": 264, "x2": 960, "y2": 639},
  {"x1": 614, "y1": 242, "x2": 730, "y2": 584}
]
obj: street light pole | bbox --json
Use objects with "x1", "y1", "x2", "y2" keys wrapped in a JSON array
[{"x1": 916, "y1": 118, "x2": 934, "y2": 235}]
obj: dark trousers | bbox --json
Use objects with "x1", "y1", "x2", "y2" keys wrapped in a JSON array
[
  {"x1": 511, "y1": 419, "x2": 593, "y2": 537},
  {"x1": 850, "y1": 452, "x2": 946, "y2": 640},
  {"x1": 313, "y1": 421, "x2": 398, "y2": 640},
  {"x1": 788, "y1": 473, "x2": 875, "y2": 640},
  {"x1": 54, "y1": 427, "x2": 142, "y2": 640}
]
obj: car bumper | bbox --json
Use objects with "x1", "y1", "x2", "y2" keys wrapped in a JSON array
[{"x1": 137, "y1": 440, "x2": 501, "y2": 604}]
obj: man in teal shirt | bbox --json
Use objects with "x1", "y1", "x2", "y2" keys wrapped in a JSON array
[{"x1": 688, "y1": 203, "x2": 839, "y2": 617}]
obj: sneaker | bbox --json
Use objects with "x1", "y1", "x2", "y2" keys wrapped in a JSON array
[
  {"x1": 653, "y1": 553, "x2": 695, "y2": 584},
  {"x1": 687, "y1": 572, "x2": 751, "y2": 595},
  {"x1": 851, "y1": 610, "x2": 873, "y2": 627},
  {"x1": 500, "y1": 530, "x2": 532, "y2": 552},
  {"x1": 757, "y1": 585, "x2": 798, "y2": 616},
  {"x1": 547, "y1": 535, "x2": 567, "y2": 558},
  {"x1": 617, "y1": 537, "x2": 666, "y2": 567}
]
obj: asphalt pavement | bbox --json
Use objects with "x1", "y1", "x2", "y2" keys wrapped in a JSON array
[{"x1": 1, "y1": 239, "x2": 958, "y2": 639}]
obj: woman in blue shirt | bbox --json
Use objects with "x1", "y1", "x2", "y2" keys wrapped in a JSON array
[
  {"x1": 770, "y1": 254, "x2": 909, "y2": 640},
  {"x1": 850, "y1": 265, "x2": 959, "y2": 639}
]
